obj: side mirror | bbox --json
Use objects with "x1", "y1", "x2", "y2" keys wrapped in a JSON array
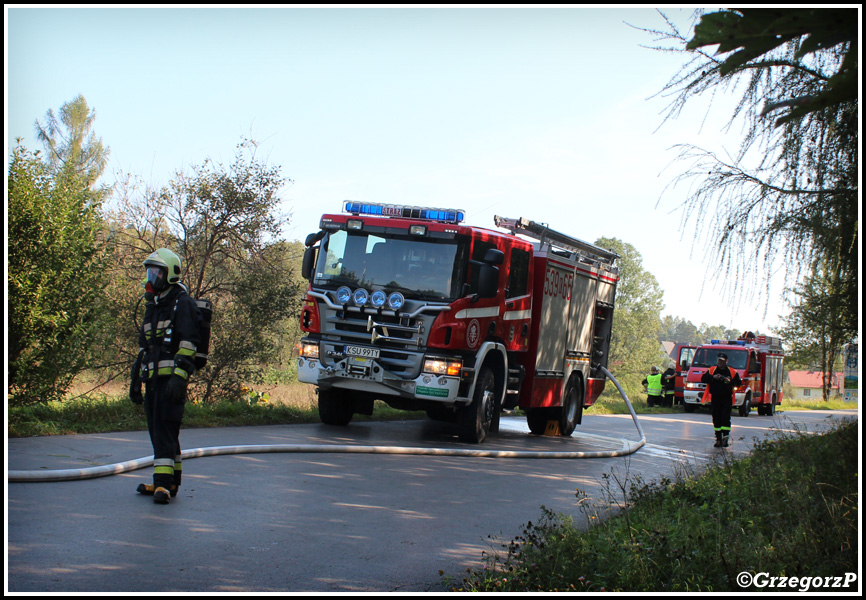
[
  {"x1": 477, "y1": 264, "x2": 499, "y2": 299},
  {"x1": 483, "y1": 248, "x2": 505, "y2": 265},
  {"x1": 305, "y1": 230, "x2": 325, "y2": 247},
  {"x1": 302, "y1": 246, "x2": 317, "y2": 280}
]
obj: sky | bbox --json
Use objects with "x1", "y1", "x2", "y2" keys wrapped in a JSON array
[{"x1": 6, "y1": 5, "x2": 799, "y2": 336}]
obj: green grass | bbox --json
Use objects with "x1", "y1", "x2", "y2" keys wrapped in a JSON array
[
  {"x1": 456, "y1": 418, "x2": 859, "y2": 592},
  {"x1": 7, "y1": 384, "x2": 424, "y2": 438}
]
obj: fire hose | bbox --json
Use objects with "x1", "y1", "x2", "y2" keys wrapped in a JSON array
[{"x1": 8, "y1": 367, "x2": 644, "y2": 483}]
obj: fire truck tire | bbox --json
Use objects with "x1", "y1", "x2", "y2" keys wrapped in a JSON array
[
  {"x1": 684, "y1": 403, "x2": 696, "y2": 413},
  {"x1": 738, "y1": 393, "x2": 751, "y2": 417},
  {"x1": 525, "y1": 408, "x2": 550, "y2": 435},
  {"x1": 759, "y1": 394, "x2": 777, "y2": 416},
  {"x1": 318, "y1": 388, "x2": 354, "y2": 426},
  {"x1": 458, "y1": 367, "x2": 496, "y2": 443},
  {"x1": 558, "y1": 377, "x2": 583, "y2": 437}
]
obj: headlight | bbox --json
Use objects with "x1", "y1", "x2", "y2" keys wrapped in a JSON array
[
  {"x1": 336, "y1": 286, "x2": 352, "y2": 304},
  {"x1": 423, "y1": 357, "x2": 462, "y2": 377},
  {"x1": 371, "y1": 290, "x2": 387, "y2": 308},
  {"x1": 353, "y1": 288, "x2": 369, "y2": 306},
  {"x1": 297, "y1": 342, "x2": 319, "y2": 359},
  {"x1": 388, "y1": 292, "x2": 405, "y2": 311}
]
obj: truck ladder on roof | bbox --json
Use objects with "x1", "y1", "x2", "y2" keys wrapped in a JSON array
[{"x1": 494, "y1": 215, "x2": 619, "y2": 267}]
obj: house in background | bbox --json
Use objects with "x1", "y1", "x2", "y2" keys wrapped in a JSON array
[{"x1": 787, "y1": 370, "x2": 843, "y2": 400}]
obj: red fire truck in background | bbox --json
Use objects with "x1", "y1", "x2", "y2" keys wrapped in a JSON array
[
  {"x1": 681, "y1": 333, "x2": 785, "y2": 416},
  {"x1": 297, "y1": 201, "x2": 619, "y2": 443}
]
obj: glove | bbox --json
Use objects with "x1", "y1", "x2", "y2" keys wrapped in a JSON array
[
  {"x1": 130, "y1": 385, "x2": 144, "y2": 405},
  {"x1": 165, "y1": 374, "x2": 188, "y2": 405},
  {"x1": 129, "y1": 357, "x2": 144, "y2": 405}
]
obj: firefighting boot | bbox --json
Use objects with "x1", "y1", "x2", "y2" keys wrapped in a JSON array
[
  {"x1": 153, "y1": 487, "x2": 172, "y2": 504},
  {"x1": 713, "y1": 431, "x2": 722, "y2": 448},
  {"x1": 137, "y1": 483, "x2": 179, "y2": 497},
  {"x1": 721, "y1": 431, "x2": 730, "y2": 448}
]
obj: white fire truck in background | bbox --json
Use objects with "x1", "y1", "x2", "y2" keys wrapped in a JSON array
[
  {"x1": 296, "y1": 201, "x2": 619, "y2": 443},
  {"x1": 681, "y1": 333, "x2": 785, "y2": 416}
]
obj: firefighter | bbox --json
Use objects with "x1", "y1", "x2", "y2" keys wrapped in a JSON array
[
  {"x1": 701, "y1": 352, "x2": 742, "y2": 448},
  {"x1": 642, "y1": 366, "x2": 664, "y2": 407},
  {"x1": 130, "y1": 248, "x2": 201, "y2": 504},
  {"x1": 662, "y1": 363, "x2": 677, "y2": 407}
]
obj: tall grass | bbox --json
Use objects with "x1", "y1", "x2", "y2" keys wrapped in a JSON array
[{"x1": 457, "y1": 418, "x2": 858, "y2": 592}]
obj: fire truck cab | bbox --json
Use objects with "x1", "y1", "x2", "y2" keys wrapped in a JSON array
[
  {"x1": 297, "y1": 202, "x2": 619, "y2": 443},
  {"x1": 682, "y1": 333, "x2": 785, "y2": 416}
]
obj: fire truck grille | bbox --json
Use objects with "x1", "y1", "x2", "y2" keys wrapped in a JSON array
[{"x1": 320, "y1": 306, "x2": 439, "y2": 378}]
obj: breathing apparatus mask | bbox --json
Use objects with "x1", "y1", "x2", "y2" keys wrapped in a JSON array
[{"x1": 144, "y1": 265, "x2": 169, "y2": 300}]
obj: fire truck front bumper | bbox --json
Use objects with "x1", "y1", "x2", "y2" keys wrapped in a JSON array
[
  {"x1": 297, "y1": 354, "x2": 461, "y2": 403},
  {"x1": 683, "y1": 387, "x2": 746, "y2": 406}
]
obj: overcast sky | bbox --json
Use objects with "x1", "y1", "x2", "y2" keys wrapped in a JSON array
[{"x1": 6, "y1": 6, "x2": 796, "y2": 335}]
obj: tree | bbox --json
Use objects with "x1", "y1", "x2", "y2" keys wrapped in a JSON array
[
  {"x1": 643, "y1": 9, "x2": 858, "y2": 328},
  {"x1": 685, "y1": 9, "x2": 858, "y2": 126},
  {"x1": 658, "y1": 315, "x2": 701, "y2": 345},
  {"x1": 7, "y1": 141, "x2": 108, "y2": 404},
  {"x1": 35, "y1": 94, "x2": 111, "y2": 199},
  {"x1": 777, "y1": 263, "x2": 856, "y2": 400},
  {"x1": 697, "y1": 324, "x2": 741, "y2": 345},
  {"x1": 107, "y1": 140, "x2": 301, "y2": 403},
  {"x1": 596, "y1": 237, "x2": 666, "y2": 397}
]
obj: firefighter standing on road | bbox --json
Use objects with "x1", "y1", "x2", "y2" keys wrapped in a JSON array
[
  {"x1": 701, "y1": 352, "x2": 742, "y2": 448},
  {"x1": 642, "y1": 366, "x2": 664, "y2": 407},
  {"x1": 129, "y1": 248, "x2": 201, "y2": 504}
]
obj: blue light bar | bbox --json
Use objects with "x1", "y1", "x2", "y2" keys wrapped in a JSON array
[{"x1": 343, "y1": 201, "x2": 465, "y2": 224}]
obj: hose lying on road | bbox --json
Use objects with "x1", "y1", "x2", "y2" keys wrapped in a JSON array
[{"x1": 8, "y1": 366, "x2": 644, "y2": 483}]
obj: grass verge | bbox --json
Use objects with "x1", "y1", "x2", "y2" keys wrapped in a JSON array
[
  {"x1": 7, "y1": 383, "x2": 425, "y2": 438},
  {"x1": 455, "y1": 417, "x2": 858, "y2": 592}
]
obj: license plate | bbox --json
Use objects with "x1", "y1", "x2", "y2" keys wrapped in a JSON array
[{"x1": 345, "y1": 345, "x2": 380, "y2": 359}]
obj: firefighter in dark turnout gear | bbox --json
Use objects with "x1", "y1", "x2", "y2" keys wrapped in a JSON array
[
  {"x1": 130, "y1": 248, "x2": 201, "y2": 504},
  {"x1": 701, "y1": 352, "x2": 742, "y2": 448}
]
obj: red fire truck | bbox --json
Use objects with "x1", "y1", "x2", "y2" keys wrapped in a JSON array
[
  {"x1": 681, "y1": 333, "x2": 785, "y2": 416},
  {"x1": 297, "y1": 202, "x2": 619, "y2": 443}
]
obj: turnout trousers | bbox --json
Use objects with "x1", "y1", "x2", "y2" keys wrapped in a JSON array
[
  {"x1": 711, "y1": 397, "x2": 732, "y2": 444},
  {"x1": 144, "y1": 377, "x2": 185, "y2": 489}
]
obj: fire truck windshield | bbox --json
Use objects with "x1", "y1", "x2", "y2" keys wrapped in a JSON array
[
  {"x1": 692, "y1": 347, "x2": 748, "y2": 370},
  {"x1": 314, "y1": 229, "x2": 464, "y2": 299}
]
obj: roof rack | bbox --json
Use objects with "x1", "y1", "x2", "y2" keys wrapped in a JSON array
[{"x1": 494, "y1": 215, "x2": 619, "y2": 267}]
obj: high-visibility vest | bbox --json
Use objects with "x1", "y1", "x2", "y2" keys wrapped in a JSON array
[
  {"x1": 646, "y1": 373, "x2": 663, "y2": 396},
  {"x1": 701, "y1": 367, "x2": 738, "y2": 405}
]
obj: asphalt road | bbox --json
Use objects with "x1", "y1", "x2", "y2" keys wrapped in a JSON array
[{"x1": 6, "y1": 407, "x2": 857, "y2": 592}]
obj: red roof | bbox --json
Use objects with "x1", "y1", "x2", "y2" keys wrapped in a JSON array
[{"x1": 788, "y1": 371, "x2": 843, "y2": 389}]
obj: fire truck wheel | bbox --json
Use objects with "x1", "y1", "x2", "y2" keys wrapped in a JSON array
[
  {"x1": 738, "y1": 394, "x2": 751, "y2": 417},
  {"x1": 317, "y1": 388, "x2": 354, "y2": 426},
  {"x1": 458, "y1": 367, "x2": 496, "y2": 443},
  {"x1": 760, "y1": 394, "x2": 777, "y2": 416},
  {"x1": 558, "y1": 378, "x2": 583, "y2": 437},
  {"x1": 526, "y1": 408, "x2": 550, "y2": 435}
]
